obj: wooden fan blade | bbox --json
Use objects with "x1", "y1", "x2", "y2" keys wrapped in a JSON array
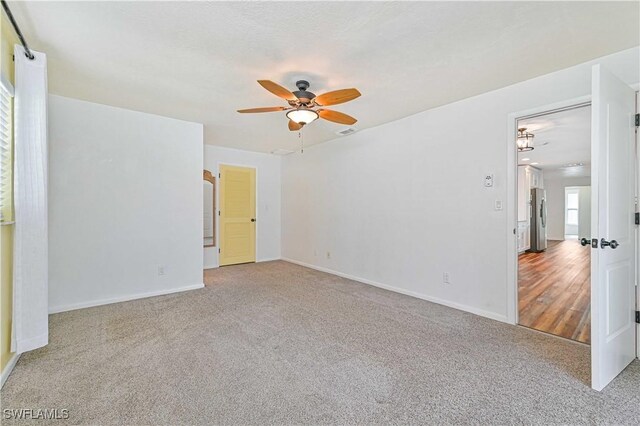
[
  {"x1": 257, "y1": 80, "x2": 298, "y2": 101},
  {"x1": 318, "y1": 109, "x2": 357, "y2": 125},
  {"x1": 237, "y1": 107, "x2": 288, "y2": 113},
  {"x1": 314, "y1": 88, "x2": 361, "y2": 106},
  {"x1": 288, "y1": 120, "x2": 303, "y2": 131}
]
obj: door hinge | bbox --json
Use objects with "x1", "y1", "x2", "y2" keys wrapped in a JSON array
[
  {"x1": 636, "y1": 212, "x2": 639, "y2": 225},
  {"x1": 635, "y1": 113, "x2": 639, "y2": 127},
  {"x1": 218, "y1": 248, "x2": 221, "y2": 254},
  {"x1": 218, "y1": 173, "x2": 221, "y2": 178},
  {"x1": 636, "y1": 311, "x2": 640, "y2": 324},
  {"x1": 218, "y1": 210, "x2": 220, "y2": 216}
]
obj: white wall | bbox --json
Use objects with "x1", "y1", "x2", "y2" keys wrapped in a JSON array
[
  {"x1": 203, "y1": 145, "x2": 281, "y2": 269},
  {"x1": 281, "y1": 47, "x2": 639, "y2": 322},
  {"x1": 577, "y1": 186, "x2": 591, "y2": 238},
  {"x1": 48, "y1": 95, "x2": 204, "y2": 313},
  {"x1": 545, "y1": 177, "x2": 591, "y2": 240}
]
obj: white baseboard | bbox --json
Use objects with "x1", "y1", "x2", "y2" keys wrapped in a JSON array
[
  {"x1": 1, "y1": 352, "x2": 20, "y2": 389},
  {"x1": 204, "y1": 257, "x2": 281, "y2": 270},
  {"x1": 282, "y1": 258, "x2": 508, "y2": 324},
  {"x1": 49, "y1": 283, "x2": 205, "y2": 314},
  {"x1": 258, "y1": 257, "x2": 281, "y2": 263}
]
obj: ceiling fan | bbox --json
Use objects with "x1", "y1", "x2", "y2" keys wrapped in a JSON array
[{"x1": 237, "y1": 80, "x2": 361, "y2": 131}]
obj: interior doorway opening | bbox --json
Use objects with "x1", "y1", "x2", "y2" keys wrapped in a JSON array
[{"x1": 515, "y1": 103, "x2": 592, "y2": 344}]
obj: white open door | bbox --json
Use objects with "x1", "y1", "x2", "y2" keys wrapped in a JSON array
[
  {"x1": 591, "y1": 64, "x2": 637, "y2": 391},
  {"x1": 637, "y1": 91, "x2": 640, "y2": 361},
  {"x1": 637, "y1": 92, "x2": 640, "y2": 361}
]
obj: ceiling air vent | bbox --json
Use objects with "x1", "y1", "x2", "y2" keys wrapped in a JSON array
[
  {"x1": 336, "y1": 127, "x2": 357, "y2": 136},
  {"x1": 271, "y1": 149, "x2": 295, "y2": 156}
]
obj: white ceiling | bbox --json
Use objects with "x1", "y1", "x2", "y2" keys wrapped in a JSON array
[
  {"x1": 517, "y1": 105, "x2": 591, "y2": 179},
  {"x1": 8, "y1": 1, "x2": 639, "y2": 153}
]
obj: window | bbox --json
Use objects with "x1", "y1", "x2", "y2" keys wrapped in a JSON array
[
  {"x1": 0, "y1": 77, "x2": 13, "y2": 223},
  {"x1": 566, "y1": 191, "x2": 579, "y2": 226}
]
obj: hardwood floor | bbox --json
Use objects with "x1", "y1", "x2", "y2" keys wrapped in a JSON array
[{"x1": 518, "y1": 239, "x2": 591, "y2": 344}]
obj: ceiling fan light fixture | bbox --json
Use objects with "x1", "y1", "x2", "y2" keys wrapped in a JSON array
[
  {"x1": 286, "y1": 107, "x2": 319, "y2": 125},
  {"x1": 517, "y1": 127, "x2": 535, "y2": 152}
]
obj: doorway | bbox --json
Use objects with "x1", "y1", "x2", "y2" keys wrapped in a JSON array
[
  {"x1": 564, "y1": 186, "x2": 591, "y2": 240},
  {"x1": 508, "y1": 65, "x2": 638, "y2": 392},
  {"x1": 515, "y1": 103, "x2": 592, "y2": 344},
  {"x1": 219, "y1": 164, "x2": 256, "y2": 266}
]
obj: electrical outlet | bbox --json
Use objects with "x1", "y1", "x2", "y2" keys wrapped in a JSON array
[
  {"x1": 326, "y1": 251, "x2": 331, "y2": 259},
  {"x1": 158, "y1": 266, "x2": 165, "y2": 276},
  {"x1": 443, "y1": 272, "x2": 450, "y2": 284}
]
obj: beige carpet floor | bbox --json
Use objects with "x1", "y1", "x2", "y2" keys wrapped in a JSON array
[{"x1": 1, "y1": 260, "x2": 639, "y2": 425}]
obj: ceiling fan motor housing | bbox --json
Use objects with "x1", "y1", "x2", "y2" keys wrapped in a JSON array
[{"x1": 293, "y1": 80, "x2": 315, "y2": 104}]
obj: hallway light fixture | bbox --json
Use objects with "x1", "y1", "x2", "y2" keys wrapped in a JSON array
[{"x1": 517, "y1": 127, "x2": 535, "y2": 152}]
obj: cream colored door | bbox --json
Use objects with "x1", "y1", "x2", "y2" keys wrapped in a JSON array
[{"x1": 219, "y1": 165, "x2": 256, "y2": 266}]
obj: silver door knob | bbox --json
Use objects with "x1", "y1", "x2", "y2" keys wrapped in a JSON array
[{"x1": 600, "y1": 238, "x2": 619, "y2": 249}]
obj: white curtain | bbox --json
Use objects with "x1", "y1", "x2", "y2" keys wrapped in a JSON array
[{"x1": 11, "y1": 46, "x2": 48, "y2": 353}]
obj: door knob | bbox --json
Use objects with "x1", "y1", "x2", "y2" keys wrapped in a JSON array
[
  {"x1": 251, "y1": 218, "x2": 256, "y2": 222},
  {"x1": 600, "y1": 238, "x2": 619, "y2": 249},
  {"x1": 580, "y1": 238, "x2": 598, "y2": 248}
]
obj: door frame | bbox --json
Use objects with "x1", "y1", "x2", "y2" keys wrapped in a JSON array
[
  {"x1": 635, "y1": 91, "x2": 640, "y2": 359},
  {"x1": 217, "y1": 162, "x2": 258, "y2": 265},
  {"x1": 507, "y1": 91, "x2": 640, "y2": 349},
  {"x1": 506, "y1": 96, "x2": 592, "y2": 325}
]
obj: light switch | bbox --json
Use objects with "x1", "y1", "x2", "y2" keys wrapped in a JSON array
[{"x1": 494, "y1": 200, "x2": 503, "y2": 211}]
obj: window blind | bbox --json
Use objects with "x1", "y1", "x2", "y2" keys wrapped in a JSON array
[{"x1": 0, "y1": 80, "x2": 13, "y2": 222}]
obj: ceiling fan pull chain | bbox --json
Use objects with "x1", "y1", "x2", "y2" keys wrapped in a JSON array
[{"x1": 299, "y1": 128, "x2": 304, "y2": 154}]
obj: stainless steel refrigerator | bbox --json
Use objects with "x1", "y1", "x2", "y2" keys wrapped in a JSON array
[{"x1": 529, "y1": 188, "x2": 547, "y2": 252}]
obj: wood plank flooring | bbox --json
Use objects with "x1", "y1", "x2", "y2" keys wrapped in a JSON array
[{"x1": 518, "y1": 239, "x2": 591, "y2": 344}]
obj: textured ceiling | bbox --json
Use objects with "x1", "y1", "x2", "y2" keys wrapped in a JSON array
[
  {"x1": 8, "y1": 1, "x2": 640, "y2": 153},
  {"x1": 518, "y1": 106, "x2": 591, "y2": 179}
]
